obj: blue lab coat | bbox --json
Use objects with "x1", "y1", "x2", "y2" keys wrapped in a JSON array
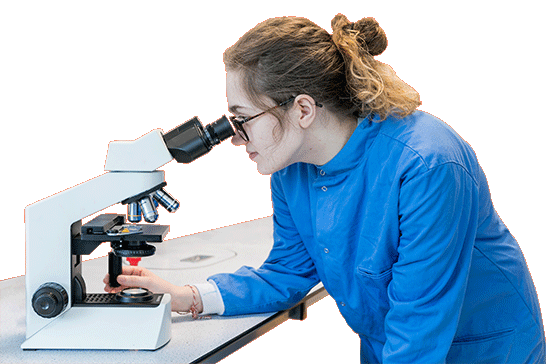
[{"x1": 209, "y1": 111, "x2": 545, "y2": 363}]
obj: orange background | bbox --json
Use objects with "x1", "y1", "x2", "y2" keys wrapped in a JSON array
[{"x1": 0, "y1": 0, "x2": 546, "y2": 363}]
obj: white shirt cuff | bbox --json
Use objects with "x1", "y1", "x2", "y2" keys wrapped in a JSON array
[{"x1": 193, "y1": 280, "x2": 225, "y2": 316}]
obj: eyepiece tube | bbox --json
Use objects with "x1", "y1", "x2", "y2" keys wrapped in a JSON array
[
  {"x1": 163, "y1": 115, "x2": 235, "y2": 164},
  {"x1": 205, "y1": 115, "x2": 235, "y2": 145}
]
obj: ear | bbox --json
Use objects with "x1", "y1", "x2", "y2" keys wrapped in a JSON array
[{"x1": 293, "y1": 94, "x2": 318, "y2": 129}]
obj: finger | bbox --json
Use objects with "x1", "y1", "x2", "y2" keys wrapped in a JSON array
[
  {"x1": 104, "y1": 267, "x2": 140, "y2": 286},
  {"x1": 116, "y1": 274, "x2": 149, "y2": 289},
  {"x1": 121, "y1": 265, "x2": 149, "y2": 276},
  {"x1": 109, "y1": 286, "x2": 125, "y2": 294},
  {"x1": 104, "y1": 281, "x2": 126, "y2": 293},
  {"x1": 121, "y1": 265, "x2": 140, "y2": 275},
  {"x1": 104, "y1": 283, "x2": 118, "y2": 293}
]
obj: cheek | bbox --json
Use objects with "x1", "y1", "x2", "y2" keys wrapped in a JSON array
[
  {"x1": 246, "y1": 117, "x2": 302, "y2": 171},
  {"x1": 258, "y1": 134, "x2": 302, "y2": 173},
  {"x1": 251, "y1": 127, "x2": 286, "y2": 156},
  {"x1": 246, "y1": 119, "x2": 278, "y2": 149}
]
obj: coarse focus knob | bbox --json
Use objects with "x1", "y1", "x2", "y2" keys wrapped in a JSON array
[{"x1": 32, "y1": 282, "x2": 68, "y2": 318}]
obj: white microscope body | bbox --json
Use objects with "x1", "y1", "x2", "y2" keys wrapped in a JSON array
[{"x1": 22, "y1": 116, "x2": 234, "y2": 350}]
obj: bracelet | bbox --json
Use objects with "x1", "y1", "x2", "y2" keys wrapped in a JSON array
[
  {"x1": 177, "y1": 285, "x2": 211, "y2": 320},
  {"x1": 187, "y1": 285, "x2": 200, "y2": 319}
]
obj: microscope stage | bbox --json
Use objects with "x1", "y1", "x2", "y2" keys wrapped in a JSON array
[
  {"x1": 79, "y1": 214, "x2": 169, "y2": 241},
  {"x1": 79, "y1": 224, "x2": 169, "y2": 242},
  {"x1": 72, "y1": 214, "x2": 169, "y2": 256}
]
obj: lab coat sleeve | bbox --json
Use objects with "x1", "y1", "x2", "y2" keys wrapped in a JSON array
[
  {"x1": 194, "y1": 281, "x2": 225, "y2": 315},
  {"x1": 208, "y1": 174, "x2": 320, "y2": 316},
  {"x1": 383, "y1": 163, "x2": 479, "y2": 363}
]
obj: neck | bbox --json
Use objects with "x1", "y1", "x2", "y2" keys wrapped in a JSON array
[{"x1": 298, "y1": 113, "x2": 358, "y2": 166}]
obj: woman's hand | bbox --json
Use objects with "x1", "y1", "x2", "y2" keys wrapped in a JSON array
[{"x1": 103, "y1": 265, "x2": 203, "y2": 313}]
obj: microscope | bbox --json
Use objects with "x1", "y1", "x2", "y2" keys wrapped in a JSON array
[{"x1": 22, "y1": 116, "x2": 235, "y2": 350}]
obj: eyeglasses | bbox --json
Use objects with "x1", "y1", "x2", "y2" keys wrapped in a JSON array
[{"x1": 228, "y1": 97, "x2": 296, "y2": 142}]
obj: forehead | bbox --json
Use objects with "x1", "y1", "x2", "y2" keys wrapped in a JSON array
[
  {"x1": 226, "y1": 71, "x2": 253, "y2": 113},
  {"x1": 226, "y1": 71, "x2": 279, "y2": 115}
]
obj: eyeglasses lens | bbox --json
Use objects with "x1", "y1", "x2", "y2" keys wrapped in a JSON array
[{"x1": 233, "y1": 120, "x2": 249, "y2": 142}]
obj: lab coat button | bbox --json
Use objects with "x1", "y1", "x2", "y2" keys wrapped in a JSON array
[
  {"x1": 321, "y1": 186, "x2": 327, "y2": 192},
  {"x1": 319, "y1": 170, "x2": 326, "y2": 176},
  {"x1": 340, "y1": 302, "x2": 346, "y2": 307},
  {"x1": 324, "y1": 248, "x2": 329, "y2": 254}
]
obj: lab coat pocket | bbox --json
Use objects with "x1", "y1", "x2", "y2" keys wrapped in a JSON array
[
  {"x1": 356, "y1": 266, "x2": 392, "y2": 307},
  {"x1": 447, "y1": 328, "x2": 516, "y2": 364},
  {"x1": 352, "y1": 266, "x2": 393, "y2": 340}
]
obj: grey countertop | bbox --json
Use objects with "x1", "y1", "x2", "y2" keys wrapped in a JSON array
[{"x1": 0, "y1": 217, "x2": 326, "y2": 363}]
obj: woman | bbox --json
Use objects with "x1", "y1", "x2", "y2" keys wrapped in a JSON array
[{"x1": 105, "y1": 15, "x2": 545, "y2": 363}]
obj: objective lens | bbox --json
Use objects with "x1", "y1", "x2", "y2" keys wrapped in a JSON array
[
  {"x1": 139, "y1": 196, "x2": 159, "y2": 223},
  {"x1": 153, "y1": 188, "x2": 180, "y2": 213},
  {"x1": 127, "y1": 202, "x2": 142, "y2": 222}
]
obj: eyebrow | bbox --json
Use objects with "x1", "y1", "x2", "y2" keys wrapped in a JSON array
[
  {"x1": 228, "y1": 104, "x2": 252, "y2": 115},
  {"x1": 229, "y1": 105, "x2": 241, "y2": 114}
]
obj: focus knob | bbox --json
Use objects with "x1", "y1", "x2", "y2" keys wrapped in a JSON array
[{"x1": 32, "y1": 282, "x2": 68, "y2": 318}]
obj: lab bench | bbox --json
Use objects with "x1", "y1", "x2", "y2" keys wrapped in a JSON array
[{"x1": 0, "y1": 217, "x2": 327, "y2": 363}]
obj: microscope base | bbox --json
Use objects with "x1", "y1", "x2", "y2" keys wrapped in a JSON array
[{"x1": 21, "y1": 294, "x2": 171, "y2": 350}]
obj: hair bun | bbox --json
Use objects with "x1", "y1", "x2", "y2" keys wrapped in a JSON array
[{"x1": 331, "y1": 14, "x2": 387, "y2": 56}]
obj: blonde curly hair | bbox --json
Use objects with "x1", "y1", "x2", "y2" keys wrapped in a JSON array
[{"x1": 224, "y1": 14, "x2": 420, "y2": 122}]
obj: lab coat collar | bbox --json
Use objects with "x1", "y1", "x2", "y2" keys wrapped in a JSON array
[{"x1": 318, "y1": 115, "x2": 383, "y2": 176}]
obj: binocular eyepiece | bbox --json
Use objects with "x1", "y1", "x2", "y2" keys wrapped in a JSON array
[{"x1": 163, "y1": 115, "x2": 235, "y2": 164}]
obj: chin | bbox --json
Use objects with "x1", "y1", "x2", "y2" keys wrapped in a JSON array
[
  {"x1": 255, "y1": 160, "x2": 281, "y2": 176},
  {"x1": 257, "y1": 165, "x2": 274, "y2": 176},
  {"x1": 256, "y1": 160, "x2": 293, "y2": 176}
]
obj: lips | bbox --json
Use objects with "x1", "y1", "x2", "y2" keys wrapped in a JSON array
[{"x1": 248, "y1": 152, "x2": 258, "y2": 160}]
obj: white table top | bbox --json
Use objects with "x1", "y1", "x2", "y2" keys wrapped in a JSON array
[{"x1": 0, "y1": 217, "x2": 325, "y2": 363}]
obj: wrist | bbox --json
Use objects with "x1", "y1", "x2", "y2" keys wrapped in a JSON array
[{"x1": 170, "y1": 285, "x2": 203, "y2": 314}]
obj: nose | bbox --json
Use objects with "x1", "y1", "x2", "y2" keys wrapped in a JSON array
[{"x1": 231, "y1": 133, "x2": 247, "y2": 146}]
